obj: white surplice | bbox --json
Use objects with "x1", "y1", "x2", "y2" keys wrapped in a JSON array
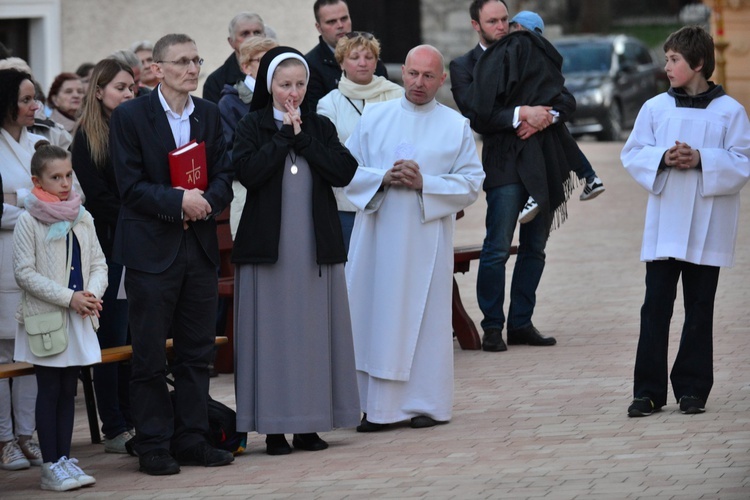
[
  {"x1": 622, "y1": 92, "x2": 750, "y2": 267},
  {"x1": 344, "y1": 97, "x2": 485, "y2": 423}
]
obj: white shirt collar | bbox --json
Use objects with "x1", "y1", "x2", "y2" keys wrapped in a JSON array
[
  {"x1": 244, "y1": 75, "x2": 256, "y2": 92},
  {"x1": 157, "y1": 84, "x2": 195, "y2": 120},
  {"x1": 157, "y1": 84, "x2": 195, "y2": 148}
]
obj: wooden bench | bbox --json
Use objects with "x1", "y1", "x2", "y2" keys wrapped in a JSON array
[
  {"x1": 0, "y1": 336, "x2": 228, "y2": 444},
  {"x1": 452, "y1": 244, "x2": 518, "y2": 350},
  {"x1": 212, "y1": 208, "x2": 518, "y2": 366},
  {"x1": 214, "y1": 208, "x2": 235, "y2": 373}
]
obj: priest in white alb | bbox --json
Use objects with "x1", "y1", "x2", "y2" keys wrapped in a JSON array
[{"x1": 344, "y1": 45, "x2": 485, "y2": 431}]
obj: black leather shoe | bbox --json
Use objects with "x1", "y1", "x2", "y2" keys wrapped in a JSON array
[
  {"x1": 356, "y1": 414, "x2": 389, "y2": 433},
  {"x1": 265, "y1": 434, "x2": 292, "y2": 456},
  {"x1": 139, "y1": 448, "x2": 180, "y2": 475},
  {"x1": 292, "y1": 433, "x2": 329, "y2": 451},
  {"x1": 174, "y1": 441, "x2": 234, "y2": 467},
  {"x1": 482, "y1": 328, "x2": 508, "y2": 352},
  {"x1": 507, "y1": 325, "x2": 556, "y2": 346},
  {"x1": 410, "y1": 416, "x2": 448, "y2": 429}
]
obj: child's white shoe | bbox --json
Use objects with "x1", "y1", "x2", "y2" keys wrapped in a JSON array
[
  {"x1": 518, "y1": 197, "x2": 540, "y2": 224},
  {"x1": 40, "y1": 459, "x2": 81, "y2": 491},
  {"x1": 60, "y1": 456, "x2": 96, "y2": 486}
]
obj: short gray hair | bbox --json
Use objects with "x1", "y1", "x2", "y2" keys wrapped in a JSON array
[
  {"x1": 130, "y1": 40, "x2": 153, "y2": 54},
  {"x1": 153, "y1": 34, "x2": 196, "y2": 62},
  {"x1": 110, "y1": 49, "x2": 141, "y2": 70},
  {"x1": 228, "y1": 12, "x2": 265, "y2": 41}
]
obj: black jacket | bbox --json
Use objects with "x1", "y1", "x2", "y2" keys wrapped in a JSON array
[
  {"x1": 470, "y1": 31, "x2": 578, "y2": 220},
  {"x1": 203, "y1": 53, "x2": 244, "y2": 104},
  {"x1": 304, "y1": 36, "x2": 388, "y2": 111},
  {"x1": 231, "y1": 104, "x2": 357, "y2": 265},
  {"x1": 71, "y1": 128, "x2": 121, "y2": 258},
  {"x1": 110, "y1": 91, "x2": 234, "y2": 273},
  {"x1": 449, "y1": 44, "x2": 483, "y2": 121}
]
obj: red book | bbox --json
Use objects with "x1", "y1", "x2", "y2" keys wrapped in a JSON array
[{"x1": 168, "y1": 140, "x2": 208, "y2": 191}]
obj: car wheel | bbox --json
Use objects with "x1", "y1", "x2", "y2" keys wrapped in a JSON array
[{"x1": 597, "y1": 102, "x2": 623, "y2": 141}]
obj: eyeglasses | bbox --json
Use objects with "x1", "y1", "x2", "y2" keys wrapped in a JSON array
[
  {"x1": 345, "y1": 31, "x2": 374, "y2": 40},
  {"x1": 156, "y1": 57, "x2": 204, "y2": 68}
]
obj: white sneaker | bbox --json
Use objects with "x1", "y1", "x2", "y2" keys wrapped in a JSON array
[
  {"x1": 40, "y1": 460, "x2": 80, "y2": 492},
  {"x1": 580, "y1": 176, "x2": 605, "y2": 201},
  {"x1": 60, "y1": 456, "x2": 96, "y2": 487},
  {"x1": 518, "y1": 197, "x2": 540, "y2": 224},
  {"x1": 104, "y1": 431, "x2": 131, "y2": 454},
  {"x1": 18, "y1": 437, "x2": 43, "y2": 466},
  {"x1": 1, "y1": 439, "x2": 30, "y2": 471}
]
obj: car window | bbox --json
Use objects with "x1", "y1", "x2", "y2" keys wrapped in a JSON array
[
  {"x1": 623, "y1": 42, "x2": 653, "y2": 67},
  {"x1": 635, "y1": 45, "x2": 653, "y2": 65},
  {"x1": 558, "y1": 44, "x2": 612, "y2": 73}
]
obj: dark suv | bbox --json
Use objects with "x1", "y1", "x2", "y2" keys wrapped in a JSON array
[{"x1": 553, "y1": 34, "x2": 667, "y2": 141}]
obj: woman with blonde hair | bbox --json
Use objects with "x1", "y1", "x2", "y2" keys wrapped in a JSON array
[
  {"x1": 317, "y1": 32, "x2": 403, "y2": 250},
  {"x1": 71, "y1": 58, "x2": 135, "y2": 454}
]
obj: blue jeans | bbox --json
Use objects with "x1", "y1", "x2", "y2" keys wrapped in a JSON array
[
  {"x1": 574, "y1": 148, "x2": 596, "y2": 182},
  {"x1": 92, "y1": 260, "x2": 131, "y2": 439},
  {"x1": 476, "y1": 183, "x2": 550, "y2": 332}
]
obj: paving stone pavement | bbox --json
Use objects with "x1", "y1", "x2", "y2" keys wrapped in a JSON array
[{"x1": 4, "y1": 141, "x2": 749, "y2": 499}]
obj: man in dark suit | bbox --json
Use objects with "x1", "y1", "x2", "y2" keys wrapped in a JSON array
[
  {"x1": 110, "y1": 33, "x2": 234, "y2": 476},
  {"x1": 450, "y1": 0, "x2": 510, "y2": 119},
  {"x1": 450, "y1": 1, "x2": 559, "y2": 354},
  {"x1": 304, "y1": 0, "x2": 388, "y2": 110},
  {"x1": 202, "y1": 12, "x2": 266, "y2": 104}
]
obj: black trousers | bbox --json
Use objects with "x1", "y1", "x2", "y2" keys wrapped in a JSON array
[
  {"x1": 633, "y1": 259, "x2": 719, "y2": 408},
  {"x1": 125, "y1": 229, "x2": 217, "y2": 454}
]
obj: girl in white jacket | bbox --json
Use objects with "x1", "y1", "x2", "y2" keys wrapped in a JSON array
[{"x1": 13, "y1": 141, "x2": 107, "y2": 492}]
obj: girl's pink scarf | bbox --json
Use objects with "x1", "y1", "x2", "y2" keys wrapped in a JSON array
[{"x1": 25, "y1": 187, "x2": 84, "y2": 240}]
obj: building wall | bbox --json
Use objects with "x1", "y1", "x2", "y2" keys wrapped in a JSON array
[
  {"x1": 421, "y1": 0, "x2": 567, "y2": 64},
  {"x1": 704, "y1": 0, "x2": 750, "y2": 110},
  {"x1": 419, "y1": 0, "x2": 565, "y2": 107},
  {"x1": 0, "y1": 0, "x2": 62, "y2": 91},
  {"x1": 58, "y1": 0, "x2": 320, "y2": 96}
]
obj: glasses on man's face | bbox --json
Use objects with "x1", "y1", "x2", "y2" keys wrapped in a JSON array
[
  {"x1": 156, "y1": 57, "x2": 204, "y2": 68},
  {"x1": 345, "y1": 31, "x2": 374, "y2": 40}
]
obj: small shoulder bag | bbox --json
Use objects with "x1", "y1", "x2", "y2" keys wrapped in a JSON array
[{"x1": 24, "y1": 235, "x2": 73, "y2": 357}]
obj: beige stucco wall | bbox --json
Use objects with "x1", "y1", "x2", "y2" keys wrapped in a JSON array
[
  {"x1": 59, "y1": 0, "x2": 320, "y2": 97},
  {"x1": 704, "y1": 0, "x2": 750, "y2": 110}
]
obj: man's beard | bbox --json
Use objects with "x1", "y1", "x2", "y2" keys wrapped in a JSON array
[{"x1": 481, "y1": 27, "x2": 504, "y2": 46}]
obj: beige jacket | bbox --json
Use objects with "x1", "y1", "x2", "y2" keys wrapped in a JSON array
[{"x1": 13, "y1": 209, "x2": 108, "y2": 323}]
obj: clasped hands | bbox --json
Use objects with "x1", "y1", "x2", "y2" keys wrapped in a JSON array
[
  {"x1": 70, "y1": 291, "x2": 103, "y2": 318},
  {"x1": 664, "y1": 141, "x2": 700, "y2": 169},
  {"x1": 180, "y1": 187, "x2": 212, "y2": 229},
  {"x1": 517, "y1": 105, "x2": 554, "y2": 140},
  {"x1": 384, "y1": 160, "x2": 423, "y2": 190}
]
